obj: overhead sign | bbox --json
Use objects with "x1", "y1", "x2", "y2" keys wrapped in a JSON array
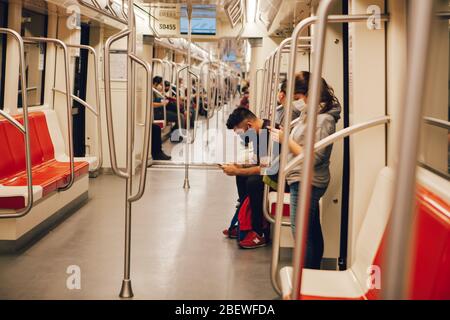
[{"x1": 151, "y1": 4, "x2": 181, "y2": 37}]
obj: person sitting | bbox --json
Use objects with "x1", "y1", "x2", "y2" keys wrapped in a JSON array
[
  {"x1": 239, "y1": 87, "x2": 250, "y2": 109},
  {"x1": 152, "y1": 76, "x2": 185, "y2": 142},
  {"x1": 150, "y1": 124, "x2": 171, "y2": 161},
  {"x1": 221, "y1": 107, "x2": 271, "y2": 249}
]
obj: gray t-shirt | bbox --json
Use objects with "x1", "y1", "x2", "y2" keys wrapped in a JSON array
[{"x1": 285, "y1": 112, "x2": 337, "y2": 188}]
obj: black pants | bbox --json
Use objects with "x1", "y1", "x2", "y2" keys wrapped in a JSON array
[
  {"x1": 151, "y1": 124, "x2": 163, "y2": 157},
  {"x1": 154, "y1": 108, "x2": 186, "y2": 129},
  {"x1": 236, "y1": 175, "x2": 265, "y2": 236}
]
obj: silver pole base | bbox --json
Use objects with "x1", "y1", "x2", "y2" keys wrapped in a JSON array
[
  {"x1": 183, "y1": 179, "x2": 191, "y2": 189},
  {"x1": 119, "y1": 279, "x2": 134, "y2": 298}
]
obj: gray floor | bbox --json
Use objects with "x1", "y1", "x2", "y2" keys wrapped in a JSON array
[{"x1": 0, "y1": 169, "x2": 279, "y2": 300}]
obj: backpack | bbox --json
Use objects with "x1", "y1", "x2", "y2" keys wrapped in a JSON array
[{"x1": 236, "y1": 196, "x2": 270, "y2": 242}]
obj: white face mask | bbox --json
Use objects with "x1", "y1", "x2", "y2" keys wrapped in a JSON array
[{"x1": 293, "y1": 98, "x2": 307, "y2": 112}]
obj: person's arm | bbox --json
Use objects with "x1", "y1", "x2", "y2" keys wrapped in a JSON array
[
  {"x1": 236, "y1": 165, "x2": 261, "y2": 176},
  {"x1": 221, "y1": 164, "x2": 261, "y2": 176},
  {"x1": 152, "y1": 98, "x2": 167, "y2": 108},
  {"x1": 287, "y1": 138, "x2": 302, "y2": 156},
  {"x1": 269, "y1": 126, "x2": 303, "y2": 156}
]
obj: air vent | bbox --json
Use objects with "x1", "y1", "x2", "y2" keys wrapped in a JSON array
[{"x1": 225, "y1": 0, "x2": 244, "y2": 28}]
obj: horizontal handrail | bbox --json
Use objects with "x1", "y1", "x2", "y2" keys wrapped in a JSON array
[
  {"x1": 424, "y1": 116, "x2": 450, "y2": 130},
  {"x1": 53, "y1": 88, "x2": 97, "y2": 115},
  {"x1": 0, "y1": 28, "x2": 32, "y2": 219},
  {"x1": 285, "y1": 116, "x2": 391, "y2": 173},
  {"x1": 17, "y1": 87, "x2": 37, "y2": 94},
  {"x1": 24, "y1": 36, "x2": 75, "y2": 191}
]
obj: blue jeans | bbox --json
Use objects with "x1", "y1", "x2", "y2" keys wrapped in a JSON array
[{"x1": 289, "y1": 182, "x2": 327, "y2": 269}]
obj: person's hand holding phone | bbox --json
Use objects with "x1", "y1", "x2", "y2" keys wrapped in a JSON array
[
  {"x1": 220, "y1": 164, "x2": 239, "y2": 176},
  {"x1": 268, "y1": 126, "x2": 284, "y2": 144}
]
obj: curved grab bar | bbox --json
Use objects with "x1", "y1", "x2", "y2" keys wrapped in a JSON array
[
  {"x1": 286, "y1": 117, "x2": 390, "y2": 172},
  {"x1": 0, "y1": 28, "x2": 32, "y2": 219},
  {"x1": 189, "y1": 70, "x2": 201, "y2": 143},
  {"x1": 291, "y1": 4, "x2": 390, "y2": 299},
  {"x1": 206, "y1": 69, "x2": 218, "y2": 119},
  {"x1": 54, "y1": 43, "x2": 103, "y2": 172},
  {"x1": 266, "y1": 37, "x2": 308, "y2": 293},
  {"x1": 201, "y1": 65, "x2": 215, "y2": 113},
  {"x1": 262, "y1": 37, "x2": 292, "y2": 227},
  {"x1": 176, "y1": 65, "x2": 189, "y2": 138},
  {"x1": 272, "y1": 12, "x2": 389, "y2": 297},
  {"x1": 151, "y1": 58, "x2": 168, "y2": 126},
  {"x1": 24, "y1": 37, "x2": 75, "y2": 191},
  {"x1": 104, "y1": 29, "x2": 131, "y2": 179},
  {"x1": 127, "y1": 54, "x2": 153, "y2": 202}
]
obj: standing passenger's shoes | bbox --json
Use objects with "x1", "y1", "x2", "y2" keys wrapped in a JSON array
[
  {"x1": 223, "y1": 226, "x2": 238, "y2": 239},
  {"x1": 239, "y1": 231, "x2": 267, "y2": 249}
]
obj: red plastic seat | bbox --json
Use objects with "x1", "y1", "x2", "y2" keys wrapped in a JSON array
[
  {"x1": 279, "y1": 168, "x2": 450, "y2": 300},
  {"x1": 408, "y1": 185, "x2": 450, "y2": 299},
  {"x1": 269, "y1": 191, "x2": 291, "y2": 217},
  {"x1": 0, "y1": 112, "x2": 89, "y2": 210}
]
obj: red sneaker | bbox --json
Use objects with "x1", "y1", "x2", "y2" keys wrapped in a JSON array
[
  {"x1": 239, "y1": 231, "x2": 267, "y2": 249},
  {"x1": 223, "y1": 227, "x2": 238, "y2": 239}
]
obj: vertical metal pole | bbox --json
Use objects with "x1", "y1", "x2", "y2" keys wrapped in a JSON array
[
  {"x1": 273, "y1": 16, "x2": 316, "y2": 295},
  {"x1": 119, "y1": 0, "x2": 135, "y2": 299},
  {"x1": 383, "y1": 0, "x2": 434, "y2": 300},
  {"x1": 291, "y1": 0, "x2": 335, "y2": 301},
  {"x1": 184, "y1": 2, "x2": 192, "y2": 189},
  {"x1": 216, "y1": 71, "x2": 220, "y2": 131},
  {"x1": 267, "y1": 38, "x2": 290, "y2": 295},
  {"x1": 206, "y1": 69, "x2": 210, "y2": 147}
]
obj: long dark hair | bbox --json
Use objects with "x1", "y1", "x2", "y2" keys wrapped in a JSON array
[{"x1": 294, "y1": 71, "x2": 340, "y2": 114}]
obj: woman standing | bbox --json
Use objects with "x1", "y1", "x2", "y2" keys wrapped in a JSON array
[{"x1": 271, "y1": 71, "x2": 341, "y2": 269}]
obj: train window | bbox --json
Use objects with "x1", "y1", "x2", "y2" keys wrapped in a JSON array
[
  {"x1": 419, "y1": 26, "x2": 450, "y2": 180},
  {"x1": 18, "y1": 9, "x2": 47, "y2": 108},
  {"x1": 0, "y1": 2, "x2": 7, "y2": 110},
  {"x1": 180, "y1": 4, "x2": 216, "y2": 35}
]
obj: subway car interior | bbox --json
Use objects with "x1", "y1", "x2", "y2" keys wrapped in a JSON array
[{"x1": 0, "y1": 0, "x2": 449, "y2": 302}]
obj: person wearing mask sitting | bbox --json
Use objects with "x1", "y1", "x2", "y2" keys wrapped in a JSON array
[
  {"x1": 221, "y1": 107, "x2": 271, "y2": 249},
  {"x1": 152, "y1": 76, "x2": 185, "y2": 143},
  {"x1": 270, "y1": 71, "x2": 341, "y2": 269}
]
